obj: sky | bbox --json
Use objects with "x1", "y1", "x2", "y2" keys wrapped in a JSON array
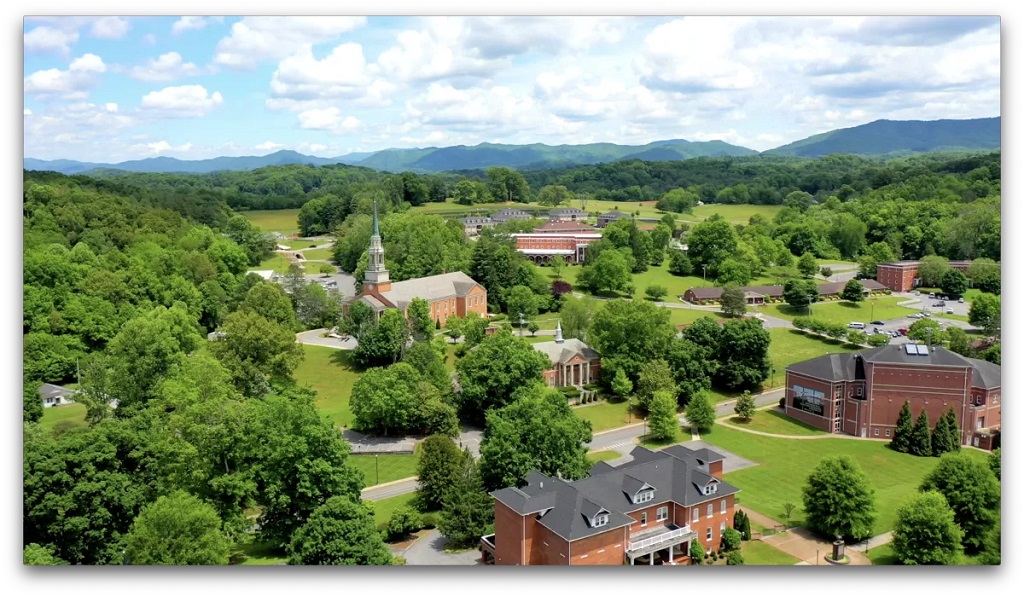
[{"x1": 22, "y1": 15, "x2": 1001, "y2": 163}]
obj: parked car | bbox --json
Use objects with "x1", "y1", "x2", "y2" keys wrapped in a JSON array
[
  {"x1": 898, "y1": 328, "x2": 908, "y2": 335},
  {"x1": 928, "y1": 292, "x2": 936, "y2": 298},
  {"x1": 946, "y1": 308, "x2": 955, "y2": 314},
  {"x1": 870, "y1": 320, "x2": 884, "y2": 325},
  {"x1": 959, "y1": 297, "x2": 965, "y2": 303},
  {"x1": 848, "y1": 322, "x2": 866, "y2": 329},
  {"x1": 889, "y1": 331, "x2": 900, "y2": 338},
  {"x1": 923, "y1": 312, "x2": 931, "y2": 317},
  {"x1": 909, "y1": 313, "x2": 923, "y2": 319}
]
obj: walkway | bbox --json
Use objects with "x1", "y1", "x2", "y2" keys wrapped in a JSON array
[
  {"x1": 738, "y1": 506, "x2": 872, "y2": 566},
  {"x1": 396, "y1": 529, "x2": 481, "y2": 566}
]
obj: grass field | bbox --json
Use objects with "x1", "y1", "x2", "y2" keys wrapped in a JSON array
[
  {"x1": 350, "y1": 453, "x2": 419, "y2": 487},
  {"x1": 741, "y1": 539, "x2": 801, "y2": 565},
  {"x1": 586, "y1": 450, "x2": 622, "y2": 463},
  {"x1": 367, "y1": 492, "x2": 418, "y2": 527},
  {"x1": 726, "y1": 409, "x2": 827, "y2": 436},
  {"x1": 568, "y1": 198, "x2": 665, "y2": 219},
  {"x1": 254, "y1": 252, "x2": 293, "y2": 274},
  {"x1": 234, "y1": 537, "x2": 288, "y2": 566},
  {"x1": 767, "y1": 328, "x2": 860, "y2": 388},
  {"x1": 303, "y1": 262, "x2": 336, "y2": 274},
  {"x1": 574, "y1": 399, "x2": 635, "y2": 433},
  {"x1": 682, "y1": 204, "x2": 785, "y2": 225},
  {"x1": 700, "y1": 424, "x2": 990, "y2": 535},
  {"x1": 759, "y1": 296, "x2": 917, "y2": 326},
  {"x1": 279, "y1": 239, "x2": 327, "y2": 250},
  {"x1": 411, "y1": 200, "x2": 546, "y2": 216},
  {"x1": 241, "y1": 209, "x2": 300, "y2": 234},
  {"x1": 302, "y1": 247, "x2": 334, "y2": 261},
  {"x1": 39, "y1": 402, "x2": 87, "y2": 434},
  {"x1": 866, "y1": 543, "x2": 898, "y2": 565},
  {"x1": 554, "y1": 261, "x2": 778, "y2": 302},
  {"x1": 293, "y1": 345, "x2": 362, "y2": 428}
]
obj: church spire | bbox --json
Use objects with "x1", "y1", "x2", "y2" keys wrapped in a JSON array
[
  {"x1": 372, "y1": 198, "x2": 380, "y2": 236},
  {"x1": 555, "y1": 320, "x2": 564, "y2": 343},
  {"x1": 364, "y1": 199, "x2": 390, "y2": 290}
]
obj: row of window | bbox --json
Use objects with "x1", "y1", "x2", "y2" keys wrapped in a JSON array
[
  {"x1": 639, "y1": 507, "x2": 670, "y2": 526},
  {"x1": 692, "y1": 499, "x2": 728, "y2": 523},
  {"x1": 792, "y1": 385, "x2": 826, "y2": 416}
]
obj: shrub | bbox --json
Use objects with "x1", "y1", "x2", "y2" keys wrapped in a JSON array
[
  {"x1": 779, "y1": 397, "x2": 786, "y2": 409},
  {"x1": 490, "y1": 314, "x2": 507, "y2": 322},
  {"x1": 689, "y1": 540, "x2": 705, "y2": 565},
  {"x1": 420, "y1": 513, "x2": 438, "y2": 529},
  {"x1": 721, "y1": 527, "x2": 742, "y2": 551},
  {"x1": 385, "y1": 506, "x2": 424, "y2": 541},
  {"x1": 559, "y1": 386, "x2": 581, "y2": 399},
  {"x1": 726, "y1": 551, "x2": 745, "y2": 565},
  {"x1": 454, "y1": 343, "x2": 470, "y2": 357}
]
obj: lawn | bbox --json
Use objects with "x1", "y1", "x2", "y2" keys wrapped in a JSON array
[
  {"x1": 767, "y1": 328, "x2": 860, "y2": 389},
  {"x1": 866, "y1": 543, "x2": 899, "y2": 565},
  {"x1": 741, "y1": 539, "x2": 801, "y2": 565},
  {"x1": 241, "y1": 209, "x2": 300, "y2": 234},
  {"x1": 303, "y1": 262, "x2": 336, "y2": 274},
  {"x1": 349, "y1": 453, "x2": 419, "y2": 487},
  {"x1": 725, "y1": 409, "x2": 827, "y2": 436},
  {"x1": 279, "y1": 238, "x2": 326, "y2": 250},
  {"x1": 302, "y1": 247, "x2": 334, "y2": 261},
  {"x1": 254, "y1": 252, "x2": 293, "y2": 274},
  {"x1": 759, "y1": 296, "x2": 918, "y2": 326},
  {"x1": 234, "y1": 537, "x2": 288, "y2": 566},
  {"x1": 574, "y1": 399, "x2": 636, "y2": 433},
  {"x1": 586, "y1": 450, "x2": 622, "y2": 463},
  {"x1": 411, "y1": 200, "x2": 547, "y2": 216},
  {"x1": 293, "y1": 345, "x2": 363, "y2": 428},
  {"x1": 683, "y1": 204, "x2": 785, "y2": 225},
  {"x1": 39, "y1": 402, "x2": 87, "y2": 434},
  {"x1": 367, "y1": 492, "x2": 418, "y2": 527},
  {"x1": 567, "y1": 198, "x2": 665, "y2": 219},
  {"x1": 699, "y1": 424, "x2": 990, "y2": 535}
]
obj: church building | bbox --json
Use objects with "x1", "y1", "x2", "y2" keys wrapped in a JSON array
[{"x1": 351, "y1": 201, "x2": 488, "y2": 326}]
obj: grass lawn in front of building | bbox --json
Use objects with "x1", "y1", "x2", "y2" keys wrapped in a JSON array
[
  {"x1": 241, "y1": 209, "x2": 300, "y2": 234},
  {"x1": 699, "y1": 424, "x2": 990, "y2": 535},
  {"x1": 349, "y1": 453, "x2": 420, "y2": 488},
  {"x1": 767, "y1": 328, "x2": 860, "y2": 388},
  {"x1": 303, "y1": 262, "x2": 337, "y2": 274},
  {"x1": 740, "y1": 539, "x2": 801, "y2": 565},
  {"x1": 367, "y1": 492, "x2": 419, "y2": 527},
  {"x1": 293, "y1": 344, "x2": 362, "y2": 428},
  {"x1": 574, "y1": 399, "x2": 635, "y2": 433},
  {"x1": 586, "y1": 450, "x2": 622, "y2": 463},
  {"x1": 726, "y1": 409, "x2": 827, "y2": 436},
  {"x1": 254, "y1": 252, "x2": 293, "y2": 274},
  {"x1": 759, "y1": 296, "x2": 917, "y2": 326},
  {"x1": 302, "y1": 247, "x2": 334, "y2": 261},
  {"x1": 234, "y1": 536, "x2": 288, "y2": 566},
  {"x1": 865, "y1": 543, "x2": 899, "y2": 565},
  {"x1": 39, "y1": 402, "x2": 87, "y2": 434}
]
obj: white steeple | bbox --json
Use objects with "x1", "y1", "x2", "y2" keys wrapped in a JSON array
[
  {"x1": 364, "y1": 199, "x2": 390, "y2": 287},
  {"x1": 555, "y1": 320, "x2": 564, "y2": 343}
]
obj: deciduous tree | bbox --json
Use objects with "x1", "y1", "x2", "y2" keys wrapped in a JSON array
[
  {"x1": 684, "y1": 390, "x2": 716, "y2": 433},
  {"x1": 647, "y1": 390, "x2": 679, "y2": 442},
  {"x1": 891, "y1": 491, "x2": 964, "y2": 565},
  {"x1": 733, "y1": 390, "x2": 756, "y2": 421},
  {"x1": 720, "y1": 284, "x2": 747, "y2": 317},
  {"x1": 969, "y1": 293, "x2": 1000, "y2": 336},
  {"x1": 454, "y1": 329, "x2": 550, "y2": 424},
  {"x1": 840, "y1": 279, "x2": 865, "y2": 302},
  {"x1": 940, "y1": 268, "x2": 969, "y2": 299},
  {"x1": 801, "y1": 455, "x2": 877, "y2": 540},
  {"x1": 416, "y1": 435, "x2": 465, "y2": 511},
  {"x1": 123, "y1": 491, "x2": 231, "y2": 565},
  {"x1": 920, "y1": 452, "x2": 1000, "y2": 552},
  {"x1": 287, "y1": 496, "x2": 393, "y2": 565}
]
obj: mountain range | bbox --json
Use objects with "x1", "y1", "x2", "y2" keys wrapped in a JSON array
[{"x1": 25, "y1": 117, "x2": 1000, "y2": 176}]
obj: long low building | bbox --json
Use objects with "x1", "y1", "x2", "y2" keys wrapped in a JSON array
[
  {"x1": 510, "y1": 222, "x2": 602, "y2": 264},
  {"x1": 683, "y1": 279, "x2": 886, "y2": 304}
]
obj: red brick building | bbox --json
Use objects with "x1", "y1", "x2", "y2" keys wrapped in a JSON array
[
  {"x1": 683, "y1": 279, "x2": 886, "y2": 304},
  {"x1": 510, "y1": 225, "x2": 601, "y2": 264},
  {"x1": 481, "y1": 445, "x2": 739, "y2": 565},
  {"x1": 532, "y1": 322, "x2": 601, "y2": 388},
  {"x1": 783, "y1": 344, "x2": 1000, "y2": 449},
  {"x1": 875, "y1": 260, "x2": 973, "y2": 292}
]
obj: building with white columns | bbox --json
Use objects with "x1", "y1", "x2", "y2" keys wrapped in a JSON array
[{"x1": 532, "y1": 322, "x2": 601, "y2": 388}]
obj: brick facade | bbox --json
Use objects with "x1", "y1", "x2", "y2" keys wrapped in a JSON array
[{"x1": 875, "y1": 260, "x2": 973, "y2": 292}]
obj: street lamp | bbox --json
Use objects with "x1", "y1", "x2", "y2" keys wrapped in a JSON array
[
  {"x1": 375, "y1": 454, "x2": 379, "y2": 486},
  {"x1": 701, "y1": 264, "x2": 707, "y2": 287},
  {"x1": 518, "y1": 312, "x2": 525, "y2": 337}
]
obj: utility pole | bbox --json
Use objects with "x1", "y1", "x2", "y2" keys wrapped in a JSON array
[
  {"x1": 375, "y1": 454, "x2": 379, "y2": 486},
  {"x1": 702, "y1": 265, "x2": 707, "y2": 287}
]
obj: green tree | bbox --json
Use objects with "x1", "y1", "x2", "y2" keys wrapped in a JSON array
[
  {"x1": 339, "y1": 301, "x2": 376, "y2": 341},
  {"x1": 485, "y1": 166, "x2": 530, "y2": 203},
  {"x1": 931, "y1": 409, "x2": 961, "y2": 456},
  {"x1": 684, "y1": 390, "x2": 716, "y2": 433},
  {"x1": 636, "y1": 359, "x2": 676, "y2": 411},
  {"x1": 720, "y1": 284, "x2": 747, "y2": 317},
  {"x1": 353, "y1": 309, "x2": 409, "y2": 367},
  {"x1": 403, "y1": 339, "x2": 451, "y2": 395},
  {"x1": 645, "y1": 284, "x2": 668, "y2": 301},
  {"x1": 907, "y1": 319, "x2": 945, "y2": 345},
  {"x1": 385, "y1": 506, "x2": 423, "y2": 541},
  {"x1": 588, "y1": 299, "x2": 675, "y2": 386},
  {"x1": 287, "y1": 496, "x2": 393, "y2": 565},
  {"x1": 920, "y1": 452, "x2": 1000, "y2": 552},
  {"x1": 716, "y1": 258, "x2": 753, "y2": 286},
  {"x1": 242, "y1": 281, "x2": 298, "y2": 330},
  {"x1": 782, "y1": 503, "x2": 796, "y2": 531},
  {"x1": 909, "y1": 410, "x2": 933, "y2": 457},
  {"x1": 726, "y1": 550, "x2": 745, "y2": 565},
  {"x1": 461, "y1": 311, "x2": 489, "y2": 347},
  {"x1": 350, "y1": 363, "x2": 422, "y2": 436},
  {"x1": 867, "y1": 332, "x2": 891, "y2": 347},
  {"x1": 857, "y1": 242, "x2": 897, "y2": 279},
  {"x1": 890, "y1": 402, "x2": 914, "y2": 453},
  {"x1": 966, "y1": 258, "x2": 1000, "y2": 294},
  {"x1": 968, "y1": 293, "x2": 1000, "y2": 336},
  {"x1": 733, "y1": 390, "x2": 756, "y2": 421},
  {"x1": 715, "y1": 318, "x2": 771, "y2": 391},
  {"x1": 801, "y1": 455, "x2": 877, "y2": 540},
  {"x1": 549, "y1": 254, "x2": 566, "y2": 279},
  {"x1": 783, "y1": 279, "x2": 819, "y2": 310},
  {"x1": 721, "y1": 527, "x2": 742, "y2": 551},
  {"x1": 797, "y1": 251, "x2": 818, "y2": 278},
  {"x1": 940, "y1": 269, "x2": 969, "y2": 299},
  {"x1": 989, "y1": 448, "x2": 1000, "y2": 480},
  {"x1": 24, "y1": 380, "x2": 43, "y2": 423},
  {"x1": 686, "y1": 219, "x2": 739, "y2": 276},
  {"x1": 506, "y1": 284, "x2": 539, "y2": 324},
  {"x1": 946, "y1": 326, "x2": 972, "y2": 357},
  {"x1": 407, "y1": 297, "x2": 434, "y2": 341},
  {"x1": 537, "y1": 184, "x2": 572, "y2": 206},
  {"x1": 479, "y1": 384, "x2": 593, "y2": 491},
  {"x1": 209, "y1": 310, "x2": 304, "y2": 398},
  {"x1": 438, "y1": 448, "x2": 494, "y2": 549},
  {"x1": 668, "y1": 249, "x2": 693, "y2": 276},
  {"x1": 846, "y1": 330, "x2": 868, "y2": 345},
  {"x1": 689, "y1": 540, "x2": 706, "y2": 565},
  {"x1": 840, "y1": 279, "x2": 865, "y2": 302},
  {"x1": 416, "y1": 435, "x2": 465, "y2": 511},
  {"x1": 819, "y1": 266, "x2": 833, "y2": 279},
  {"x1": 891, "y1": 491, "x2": 964, "y2": 565},
  {"x1": 123, "y1": 491, "x2": 231, "y2": 565},
  {"x1": 646, "y1": 390, "x2": 679, "y2": 443},
  {"x1": 454, "y1": 329, "x2": 550, "y2": 424},
  {"x1": 23, "y1": 543, "x2": 65, "y2": 565},
  {"x1": 527, "y1": 321, "x2": 540, "y2": 336},
  {"x1": 578, "y1": 249, "x2": 632, "y2": 295},
  {"x1": 611, "y1": 368, "x2": 633, "y2": 398},
  {"x1": 559, "y1": 295, "x2": 596, "y2": 340},
  {"x1": 444, "y1": 315, "x2": 463, "y2": 344},
  {"x1": 918, "y1": 256, "x2": 952, "y2": 288},
  {"x1": 657, "y1": 188, "x2": 699, "y2": 213}
]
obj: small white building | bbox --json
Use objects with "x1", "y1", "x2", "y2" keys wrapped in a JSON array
[{"x1": 39, "y1": 383, "x2": 76, "y2": 408}]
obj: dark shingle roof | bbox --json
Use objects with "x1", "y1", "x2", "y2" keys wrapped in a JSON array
[
  {"x1": 39, "y1": 383, "x2": 75, "y2": 401},
  {"x1": 599, "y1": 211, "x2": 632, "y2": 220},
  {"x1": 967, "y1": 357, "x2": 1001, "y2": 389},
  {"x1": 787, "y1": 345, "x2": 987, "y2": 382}
]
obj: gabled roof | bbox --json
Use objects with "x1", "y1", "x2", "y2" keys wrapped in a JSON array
[
  {"x1": 459, "y1": 216, "x2": 493, "y2": 225},
  {"x1": 376, "y1": 271, "x2": 483, "y2": 310},
  {"x1": 967, "y1": 357, "x2": 1001, "y2": 389},
  {"x1": 787, "y1": 345, "x2": 988, "y2": 382},
  {"x1": 39, "y1": 383, "x2": 75, "y2": 401},
  {"x1": 598, "y1": 211, "x2": 632, "y2": 219},
  {"x1": 549, "y1": 208, "x2": 588, "y2": 216},
  {"x1": 532, "y1": 338, "x2": 599, "y2": 366}
]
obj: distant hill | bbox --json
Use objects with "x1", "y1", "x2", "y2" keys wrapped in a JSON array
[
  {"x1": 764, "y1": 117, "x2": 1000, "y2": 157},
  {"x1": 24, "y1": 150, "x2": 345, "y2": 175}
]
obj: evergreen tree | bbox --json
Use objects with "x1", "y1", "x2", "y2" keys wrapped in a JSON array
[
  {"x1": 684, "y1": 390, "x2": 716, "y2": 433},
  {"x1": 438, "y1": 448, "x2": 494, "y2": 549},
  {"x1": 890, "y1": 402, "x2": 913, "y2": 453},
  {"x1": 932, "y1": 409, "x2": 961, "y2": 456},
  {"x1": 415, "y1": 435, "x2": 465, "y2": 511},
  {"x1": 909, "y1": 409, "x2": 932, "y2": 457},
  {"x1": 611, "y1": 368, "x2": 633, "y2": 398},
  {"x1": 647, "y1": 390, "x2": 679, "y2": 442},
  {"x1": 944, "y1": 409, "x2": 962, "y2": 453},
  {"x1": 733, "y1": 390, "x2": 756, "y2": 421}
]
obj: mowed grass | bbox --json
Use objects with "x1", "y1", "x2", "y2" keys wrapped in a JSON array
[
  {"x1": 293, "y1": 345, "x2": 362, "y2": 428},
  {"x1": 39, "y1": 402, "x2": 87, "y2": 434},
  {"x1": 767, "y1": 328, "x2": 860, "y2": 389},
  {"x1": 567, "y1": 198, "x2": 665, "y2": 219},
  {"x1": 302, "y1": 247, "x2": 334, "y2": 260},
  {"x1": 279, "y1": 238, "x2": 327, "y2": 250},
  {"x1": 303, "y1": 262, "x2": 337, "y2": 274},
  {"x1": 760, "y1": 296, "x2": 917, "y2": 325},
  {"x1": 349, "y1": 453, "x2": 419, "y2": 487},
  {"x1": 700, "y1": 424, "x2": 990, "y2": 535},
  {"x1": 241, "y1": 209, "x2": 300, "y2": 234},
  {"x1": 586, "y1": 450, "x2": 622, "y2": 463},
  {"x1": 741, "y1": 539, "x2": 801, "y2": 565},
  {"x1": 574, "y1": 399, "x2": 635, "y2": 433},
  {"x1": 367, "y1": 492, "x2": 418, "y2": 526},
  {"x1": 682, "y1": 204, "x2": 785, "y2": 225},
  {"x1": 254, "y1": 252, "x2": 293, "y2": 274},
  {"x1": 866, "y1": 543, "x2": 899, "y2": 565},
  {"x1": 726, "y1": 409, "x2": 827, "y2": 436},
  {"x1": 234, "y1": 537, "x2": 288, "y2": 566}
]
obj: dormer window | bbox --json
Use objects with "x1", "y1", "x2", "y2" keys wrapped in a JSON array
[
  {"x1": 634, "y1": 489, "x2": 655, "y2": 504},
  {"x1": 703, "y1": 484, "x2": 718, "y2": 495},
  {"x1": 593, "y1": 513, "x2": 609, "y2": 528}
]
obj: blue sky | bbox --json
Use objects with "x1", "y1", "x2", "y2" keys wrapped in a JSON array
[{"x1": 23, "y1": 15, "x2": 1000, "y2": 162}]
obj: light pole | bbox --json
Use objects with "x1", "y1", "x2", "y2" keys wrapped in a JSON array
[
  {"x1": 518, "y1": 312, "x2": 525, "y2": 337},
  {"x1": 702, "y1": 264, "x2": 707, "y2": 287},
  {"x1": 375, "y1": 454, "x2": 379, "y2": 486}
]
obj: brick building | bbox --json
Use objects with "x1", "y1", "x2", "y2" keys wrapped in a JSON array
[
  {"x1": 682, "y1": 279, "x2": 886, "y2": 304},
  {"x1": 875, "y1": 260, "x2": 973, "y2": 292},
  {"x1": 532, "y1": 322, "x2": 601, "y2": 388},
  {"x1": 351, "y1": 201, "x2": 487, "y2": 326},
  {"x1": 548, "y1": 207, "x2": 589, "y2": 222},
  {"x1": 509, "y1": 225, "x2": 602, "y2": 264},
  {"x1": 481, "y1": 444, "x2": 739, "y2": 565},
  {"x1": 597, "y1": 211, "x2": 633, "y2": 228},
  {"x1": 783, "y1": 344, "x2": 1000, "y2": 450}
]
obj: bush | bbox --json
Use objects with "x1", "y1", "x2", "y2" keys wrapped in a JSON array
[
  {"x1": 689, "y1": 540, "x2": 706, "y2": 565},
  {"x1": 490, "y1": 314, "x2": 507, "y2": 322},
  {"x1": 420, "y1": 513, "x2": 438, "y2": 529},
  {"x1": 385, "y1": 506, "x2": 424, "y2": 541},
  {"x1": 779, "y1": 397, "x2": 786, "y2": 409},
  {"x1": 454, "y1": 343, "x2": 470, "y2": 357},
  {"x1": 559, "y1": 386, "x2": 581, "y2": 399},
  {"x1": 721, "y1": 527, "x2": 742, "y2": 551},
  {"x1": 726, "y1": 551, "x2": 745, "y2": 565}
]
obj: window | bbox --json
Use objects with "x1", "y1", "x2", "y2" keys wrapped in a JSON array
[
  {"x1": 873, "y1": 429, "x2": 879, "y2": 437},
  {"x1": 856, "y1": 386, "x2": 863, "y2": 397},
  {"x1": 703, "y1": 484, "x2": 717, "y2": 495},
  {"x1": 706, "y1": 527, "x2": 713, "y2": 541},
  {"x1": 593, "y1": 514, "x2": 608, "y2": 528},
  {"x1": 635, "y1": 489, "x2": 654, "y2": 504},
  {"x1": 720, "y1": 522, "x2": 726, "y2": 532},
  {"x1": 720, "y1": 499, "x2": 726, "y2": 514},
  {"x1": 693, "y1": 509, "x2": 699, "y2": 522},
  {"x1": 885, "y1": 429, "x2": 891, "y2": 437},
  {"x1": 656, "y1": 507, "x2": 668, "y2": 522},
  {"x1": 640, "y1": 513, "x2": 647, "y2": 526},
  {"x1": 792, "y1": 385, "x2": 825, "y2": 415},
  {"x1": 707, "y1": 504, "x2": 713, "y2": 517}
]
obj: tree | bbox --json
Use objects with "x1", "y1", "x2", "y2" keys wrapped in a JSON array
[
  {"x1": 918, "y1": 256, "x2": 952, "y2": 288},
  {"x1": 549, "y1": 254, "x2": 566, "y2": 279},
  {"x1": 578, "y1": 249, "x2": 632, "y2": 295},
  {"x1": 721, "y1": 527, "x2": 742, "y2": 551},
  {"x1": 505, "y1": 285, "x2": 539, "y2": 324},
  {"x1": 287, "y1": 496, "x2": 393, "y2": 565},
  {"x1": 243, "y1": 280, "x2": 298, "y2": 330},
  {"x1": 636, "y1": 359, "x2": 676, "y2": 411},
  {"x1": 909, "y1": 410, "x2": 933, "y2": 457},
  {"x1": 846, "y1": 330, "x2": 867, "y2": 346},
  {"x1": 720, "y1": 284, "x2": 747, "y2": 317},
  {"x1": 23, "y1": 543, "x2": 65, "y2": 565},
  {"x1": 645, "y1": 284, "x2": 668, "y2": 301},
  {"x1": 689, "y1": 540, "x2": 705, "y2": 565},
  {"x1": 968, "y1": 293, "x2": 1000, "y2": 336},
  {"x1": 385, "y1": 506, "x2": 423, "y2": 541},
  {"x1": 416, "y1": 435, "x2": 465, "y2": 511},
  {"x1": 867, "y1": 333, "x2": 891, "y2": 347},
  {"x1": 438, "y1": 448, "x2": 494, "y2": 549},
  {"x1": 715, "y1": 318, "x2": 771, "y2": 391},
  {"x1": 907, "y1": 319, "x2": 945, "y2": 345},
  {"x1": 24, "y1": 380, "x2": 42, "y2": 423},
  {"x1": 783, "y1": 279, "x2": 819, "y2": 310},
  {"x1": 891, "y1": 491, "x2": 964, "y2": 565},
  {"x1": 801, "y1": 455, "x2": 877, "y2": 540},
  {"x1": 940, "y1": 269, "x2": 969, "y2": 299},
  {"x1": 444, "y1": 315, "x2": 463, "y2": 344},
  {"x1": 890, "y1": 402, "x2": 913, "y2": 453},
  {"x1": 527, "y1": 321, "x2": 540, "y2": 337},
  {"x1": 479, "y1": 384, "x2": 593, "y2": 491},
  {"x1": 733, "y1": 390, "x2": 756, "y2": 421},
  {"x1": 209, "y1": 310, "x2": 304, "y2": 398},
  {"x1": 352, "y1": 309, "x2": 409, "y2": 367},
  {"x1": 716, "y1": 258, "x2": 753, "y2": 286},
  {"x1": 988, "y1": 448, "x2": 1000, "y2": 480},
  {"x1": 946, "y1": 326, "x2": 972, "y2": 357},
  {"x1": 819, "y1": 267, "x2": 833, "y2": 279},
  {"x1": 782, "y1": 502, "x2": 796, "y2": 530},
  {"x1": 668, "y1": 249, "x2": 693, "y2": 276},
  {"x1": 485, "y1": 166, "x2": 530, "y2": 203},
  {"x1": 684, "y1": 390, "x2": 716, "y2": 433},
  {"x1": 920, "y1": 452, "x2": 1000, "y2": 552},
  {"x1": 657, "y1": 188, "x2": 699, "y2": 213},
  {"x1": 461, "y1": 311, "x2": 489, "y2": 347},
  {"x1": 686, "y1": 219, "x2": 739, "y2": 276},
  {"x1": 407, "y1": 297, "x2": 434, "y2": 341},
  {"x1": 726, "y1": 551, "x2": 745, "y2": 565},
  {"x1": 559, "y1": 295, "x2": 596, "y2": 340},
  {"x1": 647, "y1": 390, "x2": 679, "y2": 442},
  {"x1": 611, "y1": 368, "x2": 632, "y2": 398},
  {"x1": 454, "y1": 329, "x2": 551, "y2": 424},
  {"x1": 350, "y1": 364, "x2": 422, "y2": 436},
  {"x1": 840, "y1": 279, "x2": 865, "y2": 302},
  {"x1": 797, "y1": 251, "x2": 818, "y2": 278},
  {"x1": 123, "y1": 491, "x2": 231, "y2": 565},
  {"x1": 966, "y1": 258, "x2": 1000, "y2": 294},
  {"x1": 339, "y1": 301, "x2": 376, "y2": 341},
  {"x1": 588, "y1": 299, "x2": 675, "y2": 386},
  {"x1": 537, "y1": 184, "x2": 572, "y2": 206},
  {"x1": 931, "y1": 409, "x2": 961, "y2": 457}
]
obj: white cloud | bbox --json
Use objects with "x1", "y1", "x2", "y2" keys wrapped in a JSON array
[
  {"x1": 104, "y1": 103, "x2": 118, "y2": 113},
  {"x1": 24, "y1": 26, "x2": 79, "y2": 54},
  {"x1": 90, "y1": 17, "x2": 130, "y2": 39},
  {"x1": 24, "y1": 108, "x2": 32, "y2": 116},
  {"x1": 637, "y1": 17, "x2": 757, "y2": 92},
  {"x1": 296, "y1": 107, "x2": 363, "y2": 134},
  {"x1": 253, "y1": 141, "x2": 283, "y2": 151},
  {"x1": 375, "y1": 18, "x2": 500, "y2": 83},
  {"x1": 270, "y1": 43, "x2": 371, "y2": 99},
  {"x1": 24, "y1": 53, "x2": 106, "y2": 99},
  {"x1": 140, "y1": 85, "x2": 223, "y2": 118},
  {"x1": 214, "y1": 16, "x2": 367, "y2": 69},
  {"x1": 172, "y1": 16, "x2": 209, "y2": 35},
  {"x1": 132, "y1": 140, "x2": 194, "y2": 155},
  {"x1": 128, "y1": 52, "x2": 202, "y2": 82},
  {"x1": 24, "y1": 102, "x2": 137, "y2": 159}
]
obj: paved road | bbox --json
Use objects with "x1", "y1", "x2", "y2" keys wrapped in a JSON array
[
  {"x1": 362, "y1": 478, "x2": 419, "y2": 501},
  {"x1": 400, "y1": 529, "x2": 481, "y2": 566},
  {"x1": 296, "y1": 328, "x2": 357, "y2": 350}
]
